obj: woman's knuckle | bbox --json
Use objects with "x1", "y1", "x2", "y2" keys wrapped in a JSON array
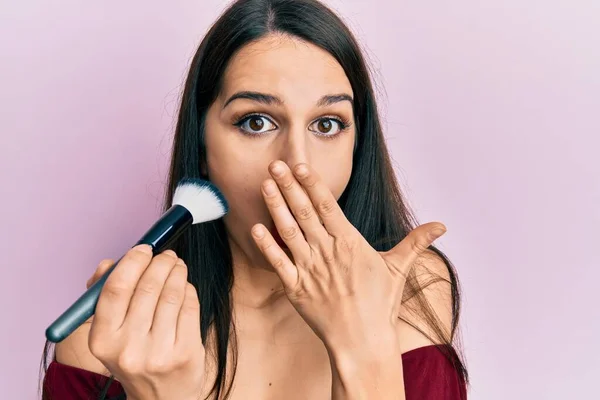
[
  {"x1": 281, "y1": 180, "x2": 294, "y2": 191},
  {"x1": 317, "y1": 199, "x2": 336, "y2": 216},
  {"x1": 331, "y1": 236, "x2": 353, "y2": 258},
  {"x1": 162, "y1": 249, "x2": 178, "y2": 259},
  {"x1": 410, "y1": 239, "x2": 428, "y2": 254},
  {"x1": 161, "y1": 289, "x2": 183, "y2": 305},
  {"x1": 147, "y1": 358, "x2": 171, "y2": 374},
  {"x1": 268, "y1": 197, "x2": 283, "y2": 208},
  {"x1": 339, "y1": 237, "x2": 354, "y2": 254},
  {"x1": 281, "y1": 226, "x2": 298, "y2": 240},
  {"x1": 181, "y1": 301, "x2": 199, "y2": 315},
  {"x1": 186, "y1": 282, "x2": 197, "y2": 292},
  {"x1": 88, "y1": 336, "x2": 109, "y2": 359},
  {"x1": 272, "y1": 257, "x2": 286, "y2": 270},
  {"x1": 295, "y1": 205, "x2": 313, "y2": 220},
  {"x1": 185, "y1": 283, "x2": 200, "y2": 304},
  {"x1": 127, "y1": 248, "x2": 153, "y2": 264},
  {"x1": 155, "y1": 252, "x2": 178, "y2": 266},
  {"x1": 171, "y1": 265, "x2": 188, "y2": 283},
  {"x1": 302, "y1": 175, "x2": 318, "y2": 188},
  {"x1": 102, "y1": 282, "x2": 128, "y2": 299},
  {"x1": 117, "y1": 351, "x2": 142, "y2": 374},
  {"x1": 171, "y1": 350, "x2": 192, "y2": 366},
  {"x1": 175, "y1": 263, "x2": 188, "y2": 275},
  {"x1": 321, "y1": 250, "x2": 336, "y2": 265},
  {"x1": 260, "y1": 241, "x2": 274, "y2": 252},
  {"x1": 136, "y1": 282, "x2": 159, "y2": 296}
]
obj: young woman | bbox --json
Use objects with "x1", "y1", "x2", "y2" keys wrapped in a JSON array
[{"x1": 40, "y1": 0, "x2": 468, "y2": 399}]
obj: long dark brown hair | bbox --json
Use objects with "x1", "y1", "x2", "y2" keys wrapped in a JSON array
[{"x1": 40, "y1": 1, "x2": 468, "y2": 398}]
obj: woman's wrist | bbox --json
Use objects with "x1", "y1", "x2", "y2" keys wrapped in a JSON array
[
  {"x1": 323, "y1": 323, "x2": 399, "y2": 360},
  {"x1": 325, "y1": 327, "x2": 405, "y2": 400}
]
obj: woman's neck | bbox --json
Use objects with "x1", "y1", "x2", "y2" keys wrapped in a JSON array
[
  {"x1": 228, "y1": 238, "x2": 288, "y2": 310},
  {"x1": 227, "y1": 237, "x2": 318, "y2": 345}
]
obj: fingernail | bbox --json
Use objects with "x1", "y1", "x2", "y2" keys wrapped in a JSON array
[
  {"x1": 263, "y1": 181, "x2": 277, "y2": 195},
  {"x1": 134, "y1": 244, "x2": 153, "y2": 254},
  {"x1": 270, "y1": 162, "x2": 285, "y2": 177},
  {"x1": 428, "y1": 227, "x2": 446, "y2": 241},
  {"x1": 252, "y1": 225, "x2": 266, "y2": 239},
  {"x1": 295, "y1": 164, "x2": 309, "y2": 178}
]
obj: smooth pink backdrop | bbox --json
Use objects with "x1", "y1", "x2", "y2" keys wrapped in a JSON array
[{"x1": 1, "y1": 0, "x2": 598, "y2": 398}]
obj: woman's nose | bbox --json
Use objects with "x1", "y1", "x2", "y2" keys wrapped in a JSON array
[{"x1": 278, "y1": 125, "x2": 310, "y2": 169}]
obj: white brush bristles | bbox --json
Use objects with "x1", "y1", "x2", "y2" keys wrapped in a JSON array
[{"x1": 172, "y1": 179, "x2": 228, "y2": 224}]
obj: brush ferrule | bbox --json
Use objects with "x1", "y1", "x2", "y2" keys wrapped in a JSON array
[{"x1": 135, "y1": 204, "x2": 193, "y2": 253}]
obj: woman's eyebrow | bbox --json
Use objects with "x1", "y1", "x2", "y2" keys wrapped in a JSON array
[
  {"x1": 223, "y1": 91, "x2": 283, "y2": 109},
  {"x1": 223, "y1": 91, "x2": 354, "y2": 109},
  {"x1": 316, "y1": 94, "x2": 354, "y2": 107}
]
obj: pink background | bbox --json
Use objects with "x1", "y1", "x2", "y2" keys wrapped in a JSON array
[{"x1": 1, "y1": 0, "x2": 598, "y2": 398}]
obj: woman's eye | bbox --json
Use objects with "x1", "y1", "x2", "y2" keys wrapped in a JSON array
[
  {"x1": 309, "y1": 118, "x2": 344, "y2": 136},
  {"x1": 237, "y1": 115, "x2": 277, "y2": 134}
]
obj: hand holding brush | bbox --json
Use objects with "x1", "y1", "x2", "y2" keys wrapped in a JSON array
[{"x1": 45, "y1": 178, "x2": 228, "y2": 400}]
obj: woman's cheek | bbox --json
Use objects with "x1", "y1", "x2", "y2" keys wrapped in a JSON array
[{"x1": 221, "y1": 172, "x2": 267, "y2": 219}]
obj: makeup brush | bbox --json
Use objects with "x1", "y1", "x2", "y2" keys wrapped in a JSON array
[{"x1": 45, "y1": 178, "x2": 229, "y2": 343}]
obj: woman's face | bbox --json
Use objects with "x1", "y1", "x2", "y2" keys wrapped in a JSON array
[{"x1": 204, "y1": 34, "x2": 356, "y2": 268}]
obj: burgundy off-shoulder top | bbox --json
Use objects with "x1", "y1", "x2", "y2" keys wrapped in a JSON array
[{"x1": 43, "y1": 344, "x2": 467, "y2": 399}]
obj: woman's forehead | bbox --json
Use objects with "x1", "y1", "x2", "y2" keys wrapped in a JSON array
[{"x1": 219, "y1": 35, "x2": 353, "y2": 103}]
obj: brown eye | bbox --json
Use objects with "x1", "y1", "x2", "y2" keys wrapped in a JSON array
[
  {"x1": 318, "y1": 119, "x2": 332, "y2": 133},
  {"x1": 309, "y1": 118, "x2": 344, "y2": 137},
  {"x1": 236, "y1": 115, "x2": 277, "y2": 135},
  {"x1": 249, "y1": 117, "x2": 264, "y2": 131}
]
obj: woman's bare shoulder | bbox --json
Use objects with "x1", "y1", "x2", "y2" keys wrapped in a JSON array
[{"x1": 397, "y1": 249, "x2": 455, "y2": 354}]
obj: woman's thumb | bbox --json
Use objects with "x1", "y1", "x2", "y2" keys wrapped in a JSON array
[{"x1": 86, "y1": 259, "x2": 114, "y2": 289}]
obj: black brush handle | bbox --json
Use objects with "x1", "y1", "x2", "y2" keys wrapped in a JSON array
[{"x1": 45, "y1": 205, "x2": 192, "y2": 343}]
